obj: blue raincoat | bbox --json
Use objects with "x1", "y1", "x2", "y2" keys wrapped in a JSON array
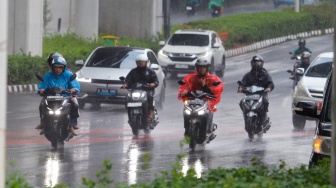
[{"x1": 38, "y1": 69, "x2": 80, "y2": 96}]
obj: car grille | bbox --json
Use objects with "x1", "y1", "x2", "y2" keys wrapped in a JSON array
[
  {"x1": 169, "y1": 53, "x2": 197, "y2": 62},
  {"x1": 91, "y1": 79, "x2": 123, "y2": 84},
  {"x1": 308, "y1": 89, "x2": 324, "y2": 98}
]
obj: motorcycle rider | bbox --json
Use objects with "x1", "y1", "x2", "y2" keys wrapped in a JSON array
[
  {"x1": 208, "y1": 0, "x2": 224, "y2": 15},
  {"x1": 35, "y1": 52, "x2": 78, "y2": 132},
  {"x1": 292, "y1": 51, "x2": 311, "y2": 75},
  {"x1": 37, "y1": 56, "x2": 80, "y2": 135},
  {"x1": 237, "y1": 55, "x2": 274, "y2": 132},
  {"x1": 178, "y1": 57, "x2": 224, "y2": 140},
  {"x1": 290, "y1": 38, "x2": 312, "y2": 79},
  {"x1": 121, "y1": 54, "x2": 159, "y2": 127}
]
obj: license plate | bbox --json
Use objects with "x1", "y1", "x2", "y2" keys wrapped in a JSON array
[
  {"x1": 127, "y1": 102, "x2": 142, "y2": 107},
  {"x1": 175, "y1": 64, "x2": 188, "y2": 69},
  {"x1": 186, "y1": 6, "x2": 192, "y2": 10},
  {"x1": 97, "y1": 88, "x2": 117, "y2": 96},
  {"x1": 47, "y1": 96, "x2": 63, "y2": 99}
]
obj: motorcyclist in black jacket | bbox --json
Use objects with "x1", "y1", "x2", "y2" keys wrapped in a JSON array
[
  {"x1": 122, "y1": 54, "x2": 159, "y2": 123},
  {"x1": 238, "y1": 55, "x2": 275, "y2": 131}
]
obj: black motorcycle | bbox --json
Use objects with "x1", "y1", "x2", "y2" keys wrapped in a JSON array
[
  {"x1": 238, "y1": 81, "x2": 271, "y2": 139},
  {"x1": 36, "y1": 74, "x2": 77, "y2": 148},
  {"x1": 120, "y1": 77, "x2": 159, "y2": 136},
  {"x1": 178, "y1": 80, "x2": 220, "y2": 150}
]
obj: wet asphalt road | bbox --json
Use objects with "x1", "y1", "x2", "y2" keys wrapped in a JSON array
[{"x1": 6, "y1": 35, "x2": 333, "y2": 187}]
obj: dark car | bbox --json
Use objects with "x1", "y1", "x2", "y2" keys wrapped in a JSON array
[{"x1": 294, "y1": 71, "x2": 332, "y2": 167}]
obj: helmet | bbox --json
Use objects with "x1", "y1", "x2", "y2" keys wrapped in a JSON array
[
  {"x1": 250, "y1": 55, "x2": 264, "y2": 70},
  {"x1": 301, "y1": 51, "x2": 311, "y2": 65},
  {"x1": 135, "y1": 54, "x2": 148, "y2": 63},
  {"x1": 298, "y1": 38, "x2": 306, "y2": 46},
  {"x1": 195, "y1": 57, "x2": 210, "y2": 75},
  {"x1": 301, "y1": 51, "x2": 311, "y2": 59},
  {"x1": 52, "y1": 56, "x2": 67, "y2": 72},
  {"x1": 47, "y1": 52, "x2": 63, "y2": 68}
]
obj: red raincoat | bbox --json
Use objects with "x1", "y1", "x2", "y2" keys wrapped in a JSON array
[{"x1": 178, "y1": 72, "x2": 224, "y2": 112}]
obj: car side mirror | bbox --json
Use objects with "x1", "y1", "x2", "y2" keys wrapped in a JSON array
[
  {"x1": 296, "y1": 68, "x2": 305, "y2": 76},
  {"x1": 159, "y1": 41, "x2": 165, "y2": 46},
  {"x1": 294, "y1": 101, "x2": 319, "y2": 119},
  {"x1": 75, "y1": 60, "x2": 84, "y2": 66},
  {"x1": 150, "y1": 64, "x2": 160, "y2": 70},
  {"x1": 212, "y1": 43, "x2": 220, "y2": 48}
]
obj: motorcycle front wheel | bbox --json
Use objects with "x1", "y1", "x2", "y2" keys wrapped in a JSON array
[
  {"x1": 188, "y1": 125, "x2": 197, "y2": 150},
  {"x1": 246, "y1": 117, "x2": 255, "y2": 139},
  {"x1": 131, "y1": 115, "x2": 141, "y2": 136}
]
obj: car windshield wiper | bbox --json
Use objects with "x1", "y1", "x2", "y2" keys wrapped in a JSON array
[{"x1": 109, "y1": 54, "x2": 129, "y2": 67}]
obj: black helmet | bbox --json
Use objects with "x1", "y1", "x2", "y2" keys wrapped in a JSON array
[
  {"x1": 298, "y1": 38, "x2": 306, "y2": 46},
  {"x1": 250, "y1": 55, "x2": 264, "y2": 70},
  {"x1": 47, "y1": 52, "x2": 63, "y2": 68},
  {"x1": 195, "y1": 57, "x2": 210, "y2": 75}
]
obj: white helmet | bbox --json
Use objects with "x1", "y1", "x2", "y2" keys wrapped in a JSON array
[{"x1": 135, "y1": 54, "x2": 148, "y2": 62}]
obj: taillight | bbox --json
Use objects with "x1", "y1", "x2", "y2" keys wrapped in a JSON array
[{"x1": 316, "y1": 102, "x2": 323, "y2": 110}]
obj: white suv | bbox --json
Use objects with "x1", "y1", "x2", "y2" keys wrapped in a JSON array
[{"x1": 157, "y1": 29, "x2": 226, "y2": 78}]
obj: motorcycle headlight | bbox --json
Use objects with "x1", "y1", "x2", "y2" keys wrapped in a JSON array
[
  {"x1": 55, "y1": 110, "x2": 61, "y2": 115},
  {"x1": 243, "y1": 102, "x2": 250, "y2": 111},
  {"x1": 132, "y1": 92, "x2": 141, "y2": 100},
  {"x1": 184, "y1": 109, "x2": 191, "y2": 115},
  {"x1": 313, "y1": 136, "x2": 331, "y2": 156},
  {"x1": 251, "y1": 102, "x2": 261, "y2": 110},
  {"x1": 198, "y1": 110, "x2": 205, "y2": 115}
]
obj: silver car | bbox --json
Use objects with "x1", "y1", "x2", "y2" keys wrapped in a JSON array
[
  {"x1": 75, "y1": 46, "x2": 166, "y2": 109},
  {"x1": 292, "y1": 52, "x2": 333, "y2": 129}
]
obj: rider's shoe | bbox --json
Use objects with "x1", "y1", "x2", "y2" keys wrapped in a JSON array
[
  {"x1": 69, "y1": 127, "x2": 78, "y2": 136},
  {"x1": 289, "y1": 75, "x2": 295, "y2": 80},
  {"x1": 39, "y1": 130, "x2": 44, "y2": 135},
  {"x1": 35, "y1": 123, "x2": 43, "y2": 130}
]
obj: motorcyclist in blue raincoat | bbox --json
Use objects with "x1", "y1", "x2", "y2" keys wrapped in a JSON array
[{"x1": 37, "y1": 56, "x2": 80, "y2": 135}]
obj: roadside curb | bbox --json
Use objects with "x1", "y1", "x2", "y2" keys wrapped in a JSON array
[
  {"x1": 226, "y1": 28, "x2": 334, "y2": 58},
  {"x1": 8, "y1": 28, "x2": 334, "y2": 94},
  {"x1": 8, "y1": 84, "x2": 38, "y2": 93}
]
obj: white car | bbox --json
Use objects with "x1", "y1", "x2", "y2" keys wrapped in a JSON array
[
  {"x1": 292, "y1": 52, "x2": 333, "y2": 129},
  {"x1": 157, "y1": 29, "x2": 226, "y2": 78},
  {"x1": 75, "y1": 46, "x2": 166, "y2": 109}
]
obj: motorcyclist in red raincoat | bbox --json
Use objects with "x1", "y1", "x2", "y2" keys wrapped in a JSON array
[{"x1": 178, "y1": 58, "x2": 224, "y2": 137}]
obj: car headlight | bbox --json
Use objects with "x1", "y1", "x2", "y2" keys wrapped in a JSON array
[
  {"x1": 161, "y1": 50, "x2": 169, "y2": 57},
  {"x1": 197, "y1": 51, "x2": 208, "y2": 57},
  {"x1": 313, "y1": 136, "x2": 331, "y2": 156},
  {"x1": 294, "y1": 84, "x2": 309, "y2": 98},
  {"x1": 77, "y1": 77, "x2": 92, "y2": 83}
]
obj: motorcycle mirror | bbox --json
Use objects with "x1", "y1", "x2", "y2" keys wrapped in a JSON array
[
  {"x1": 237, "y1": 81, "x2": 243, "y2": 85},
  {"x1": 70, "y1": 74, "x2": 77, "y2": 81},
  {"x1": 119, "y1": 76, "x2": 126, "y2": 81},
  {"x1": 289, "y1": 52, "x2": 293, "y2": 54},
  {"x1": 287, "y1": 70, "x2": 293, "y2": 73},
  {"x1": 35, "y1": 73, "x2": 44, "y2": 82},
  {"x1": 177, "y1": 80, "x2": 186, "y2": 85},
  {"x1": 212, "y1": 81, "x2": 221, "y2": 86}
]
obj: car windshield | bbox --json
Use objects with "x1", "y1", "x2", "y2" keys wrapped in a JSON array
[
  {"x1": 167, "y1": 34, "x2": 209, "y2": 46},
  {"x1": 85, "y1": 48, "x2": 141, "y2": 69},
  {"x1": 305, "y1": 57, "x2": 333, "y2": 78}
]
